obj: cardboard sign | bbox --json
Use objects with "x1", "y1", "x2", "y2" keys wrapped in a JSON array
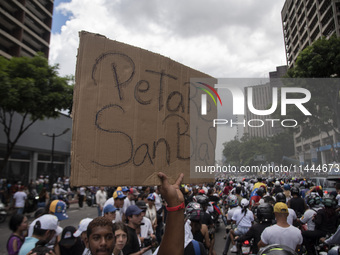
[{"x1": 71, "y1": 31, "x2": 215, "y2": 186}]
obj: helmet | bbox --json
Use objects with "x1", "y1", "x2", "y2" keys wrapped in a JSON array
[
  {"x1": 228, "y1": 195, "x2": 238, "y2": 207},
  {"x1": 290, "y1": 187, "x2": 299, "y2": 196},
  {"x1": 195, "y1": 194, "x2": 209, "y2": 206},
  {"x1": 306, "y1": 195, "x2": 321, "y2": 207},
  {"x1": 257, "y1": 244, "x2": 297, "y2": 255},
  {"x1": 323, "y1": 197, "x2": 337, "y2": 208},
  {"x1": 275, "y1": 193, "x2": 286, "y2": 203},
  {"x1": 257, "y1": 187, "x2": 265, "y2": 197},
  {"x1": 257, "y1": 203, "x2": 274, "y2": 222},
  {"x1": 185, "y1": 202, "x2": 202, "y2": 221},
  {"x1": 283, "y1": 184, "x2": 290, "y2": 190}
]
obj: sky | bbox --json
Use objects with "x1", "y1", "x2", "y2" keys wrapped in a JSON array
[
  {"x1": 50, "y1": 0, "x2": 287, "y2": 79},
  {"x1": 49, "y1": 0, "x2": 287, "y2": 161}
]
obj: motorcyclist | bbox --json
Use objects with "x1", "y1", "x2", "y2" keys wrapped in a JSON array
[
  {"x1": 287, "y1": 187, "x2": 308, "y2": 218},
  {"x1": 235, "y1": 203, "x2": 274, "y2": 254},
  {"x1": 302, "y1": 197, "x2": 338, "y2": 255}
]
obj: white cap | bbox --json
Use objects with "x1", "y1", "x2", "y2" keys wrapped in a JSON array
[
  {"x1": 33, "y1": 214, "x2": 62, "y2": 235},
  {"x1": 74, "y1": 218, "x2": 93, "y2": 237},
  {"x1": 275, "y1": 181, "x2": 280, "y2": 186},
  {"x1": 240, "y1": 198, "x2": 249, "y2": 207}
]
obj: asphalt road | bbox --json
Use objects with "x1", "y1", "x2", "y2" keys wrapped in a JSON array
[{"x1": 0, "y1": 204, "x2": 231, "y2": 255}]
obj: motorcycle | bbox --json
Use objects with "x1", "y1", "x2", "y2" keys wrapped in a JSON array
[
  {"x1": 236, "y1": 239, "x2": 252, "y2": 255},
  {"x1": 0, "y1": 202, "x2": 7, "y2": 223}
]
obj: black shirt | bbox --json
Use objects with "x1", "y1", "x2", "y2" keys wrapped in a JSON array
[
  {"x1": 122, "y1": 226, "x2": 140, "y2": 255},
  {"x1": 289, "y1": 197, "x2": 306, "y2": 217},
  {"x1": 237, "y1": 222, "x2": 272, "y2": 254}
]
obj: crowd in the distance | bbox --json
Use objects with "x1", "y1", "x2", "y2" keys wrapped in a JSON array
[{"x1": 5, "y1": 175, "x2": 340, "y2": 255}]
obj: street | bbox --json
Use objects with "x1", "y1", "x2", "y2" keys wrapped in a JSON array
[{"x1": 0, "y1": 203, "x2": 229, "y2": 255}]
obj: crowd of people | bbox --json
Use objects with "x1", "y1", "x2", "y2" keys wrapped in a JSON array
[{"x1": 4, "y1": 174, "x2": 340, "y2": 255}]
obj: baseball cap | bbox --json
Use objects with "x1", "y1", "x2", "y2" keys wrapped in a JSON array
[
  {"x1": 240, "y1": 198, "x2": 249, "y2": 207},
  {"x1": 34, "y1": 214, "x2": 62, "y2": 235},
  {"x1": 274, "y1": 202, "x2": 288, "y2": 213},
  {"x1": 129, "y1": 188, "x2": 140, "y2": 196},
  {"x1": 103, "y1": 204, "x2": 117, "y2": 214},
  {"x1": 113, "y1": 190, "x2": 126, "y2": 199},
  {"x1": 125, "y1": 205, "x2": 143, "y2": 217},
  {"x1": 49, "y1": 200, "x2": 68, "y2": 221},
  {"x1": 147, "y1": 193, "x2": 155, "y2": 201},
  {"x1": 59, "y1": 226, "x2": 77, "y2": 246},
  {"x1": 74, "y1": 218, "x2": 93, "y2": 237},
  {"x1": 136, "y1": 201, "x2": 147, "y2": 210},
  {"x1": 117, "y1": 187, "x2": 122, "y2": 191},
  {"x1": 122, "y1": 186, "x2": 129, "y2": 192}
]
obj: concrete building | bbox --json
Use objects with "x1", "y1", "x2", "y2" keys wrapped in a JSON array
[
  {"x1": 0, "y1": 0, "x2": 53, "y2": 59},
  {"x1": 0, "y1": 113, "x2": 72, "y2": 184},
  {"x1": 244, "y1": 66, "x2": 287, "y2": 138},
  {"x1": 281, "y1": 0, "x2": 340, "y2": 166},
  {"x1": 282, "y1": 0, "x2": 340, "y2": 68}
]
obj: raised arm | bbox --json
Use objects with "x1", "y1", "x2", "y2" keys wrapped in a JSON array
[{"x1": 157, "y1": 172, "x2": 184, "y2": 255}]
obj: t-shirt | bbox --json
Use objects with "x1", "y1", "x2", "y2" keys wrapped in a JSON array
[
  {"x1": 261, "y1": 224, "x2": 303, "y2": 251},
  {"x1": 7, "y1": 234, "x2": 24, "y2": 255},
  {"x1": 231, "y1": 208, "x2": 254, "y2": 228},
  {"x1": 18, "y1": 237, "x2": 39, "y2": 255},
  {"x1": 227, "y1": 206, "x2": 241, "y2": 221},
  {"x1": 122, "y1": 197, "x2": 135, "y2": 214},
  {"x1": 300, "y1": 207, "x2": 322, "y2": 231},
  {"x1": 336, "y1": 194, "x2": 340, "y2": 206},
  {"x1": 140, "y1": 217, "x2": 154, "y2": 255},
  {"x1": 13, "y1": 191, "x2": 27, "y2": 208},
  {"x1": 287, "y1": 208, "x2": 297, "y2": 226},
  {"x1": 123, "y1": 226, "x2": 140, "y2": 255}
]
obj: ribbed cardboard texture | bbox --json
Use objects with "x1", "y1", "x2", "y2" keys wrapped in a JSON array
[{"x1": 71, "y1": 31, "x2": 215, "y2": 186}]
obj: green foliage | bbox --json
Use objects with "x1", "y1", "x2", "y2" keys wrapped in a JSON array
[
  {"x1": 0, "y1": 53, "x2": 73, "y2": 119},
  {"x1": 285, "y1": 36, "x2": 340, "y2": 139},
  {"x1": 0, "y1": 53, "x2": 74, "y2": 172},
  {"x1": 222, "y1": 132, "x2": 295, "y2": 166}
]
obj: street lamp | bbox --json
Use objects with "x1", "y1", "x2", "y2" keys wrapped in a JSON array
[{"x1": 42, "y1": 128, "x2": 70, "y2": 185}]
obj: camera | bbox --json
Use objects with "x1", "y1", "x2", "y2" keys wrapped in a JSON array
[{"x1": 143, "y1": 237, "x2": 152, "y2": 247}]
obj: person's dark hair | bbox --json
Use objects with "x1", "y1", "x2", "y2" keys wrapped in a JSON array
[
  {"x1": 9, "y1": 214, "x2": 25, "y2": 232},
  {"x1": 112, "y1": 222, "x2": 129, "y2": 244},
  {"x1": 241, "y1": 203, "x2": 248, "y2": 216},
  {"x1": 190, "y1": 220, "x2": 202, "y2": 235},
  {"x1": 30, "y1": 240, "x2": 52, "y2": 255},
  {"x1": 34, "y1": 208, "x2": 46, "y2": 219},
  {"x1": 87, "y1": 217, "x2": 114, "y2": 238},
  {"x1": 32, "y1": 220, "x2": 49, "y2": 237},
  {"x1": 235, "y1": 186, "x2": 241, "y2": 195}
]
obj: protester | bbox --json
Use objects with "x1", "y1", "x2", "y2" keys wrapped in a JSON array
[
  {"x1": 145, "y1": 193, "x2": 158, "y2": 231},
  {"x1": 258, "y1": 202, "x2": 302, "y2": 251},
  {"x1": 95, "y1": 187, "x2": 107, "y2": 216},
  {"x1": 19, "y1": 214, "x2": 62, "y2": 255},
  {"x1": 56, "y1": 226, "x2": 84, "y2": 255},
  {"x1": 12, "y1": 187, "x2": 27, "y2": 215},
  {"x1": 113, "y1": 222, "x2": 128, "y2": 255},
  {"x1": 7, "y1": 214, "x2": 28, "y2": 255},
  {"x1": 73, "y1": 218, "x2": 93, "y2": 255},
  {"x1": 103, "y1": 204, "x2": 117, "y2": 223}
]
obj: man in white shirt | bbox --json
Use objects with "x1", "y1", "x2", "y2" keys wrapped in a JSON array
[
  {"x1": 258, "y1": 202, "x2": 303, "y2": 252},
  {"x1": 95, "y1": 187, "x2": 107, "y2": 216},
  {"x1": 122, "y1": 188, "x2": 139, "y2": 214},
  {"x1": 13, "y1": 187, "x2": 27, "y2": 215},
  {"x1": 102, "y1": 190, "x2": 126, "y2": 222},
  {"x1": 136, "y1": 201, "x2": 156, "y2": 255}
]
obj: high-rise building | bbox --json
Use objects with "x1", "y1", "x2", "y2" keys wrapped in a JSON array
[
  {"x1": 281, "y1": 0, "x2": 340, "y2": 167},
  {"x1": 0, "y1": 0, "x2": 53, "y2": 59},
  {"x1": 282, "y1": 0, "x2": 340, "y2": 68}
]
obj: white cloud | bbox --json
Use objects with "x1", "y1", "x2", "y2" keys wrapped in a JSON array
[{"x1": 50, "y1": 0, "x2": 287, "y2": 78}]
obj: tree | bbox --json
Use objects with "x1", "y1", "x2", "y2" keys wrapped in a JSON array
[
  {"x1": 0, "y1": 53, "x2": 74, "y2": 174},
  {"x1": 222, "y1": 132, "x2": 294, "y2": 166},
  {"x1": 285, "y1": 35, "x2": 340, "y2": 161}
]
